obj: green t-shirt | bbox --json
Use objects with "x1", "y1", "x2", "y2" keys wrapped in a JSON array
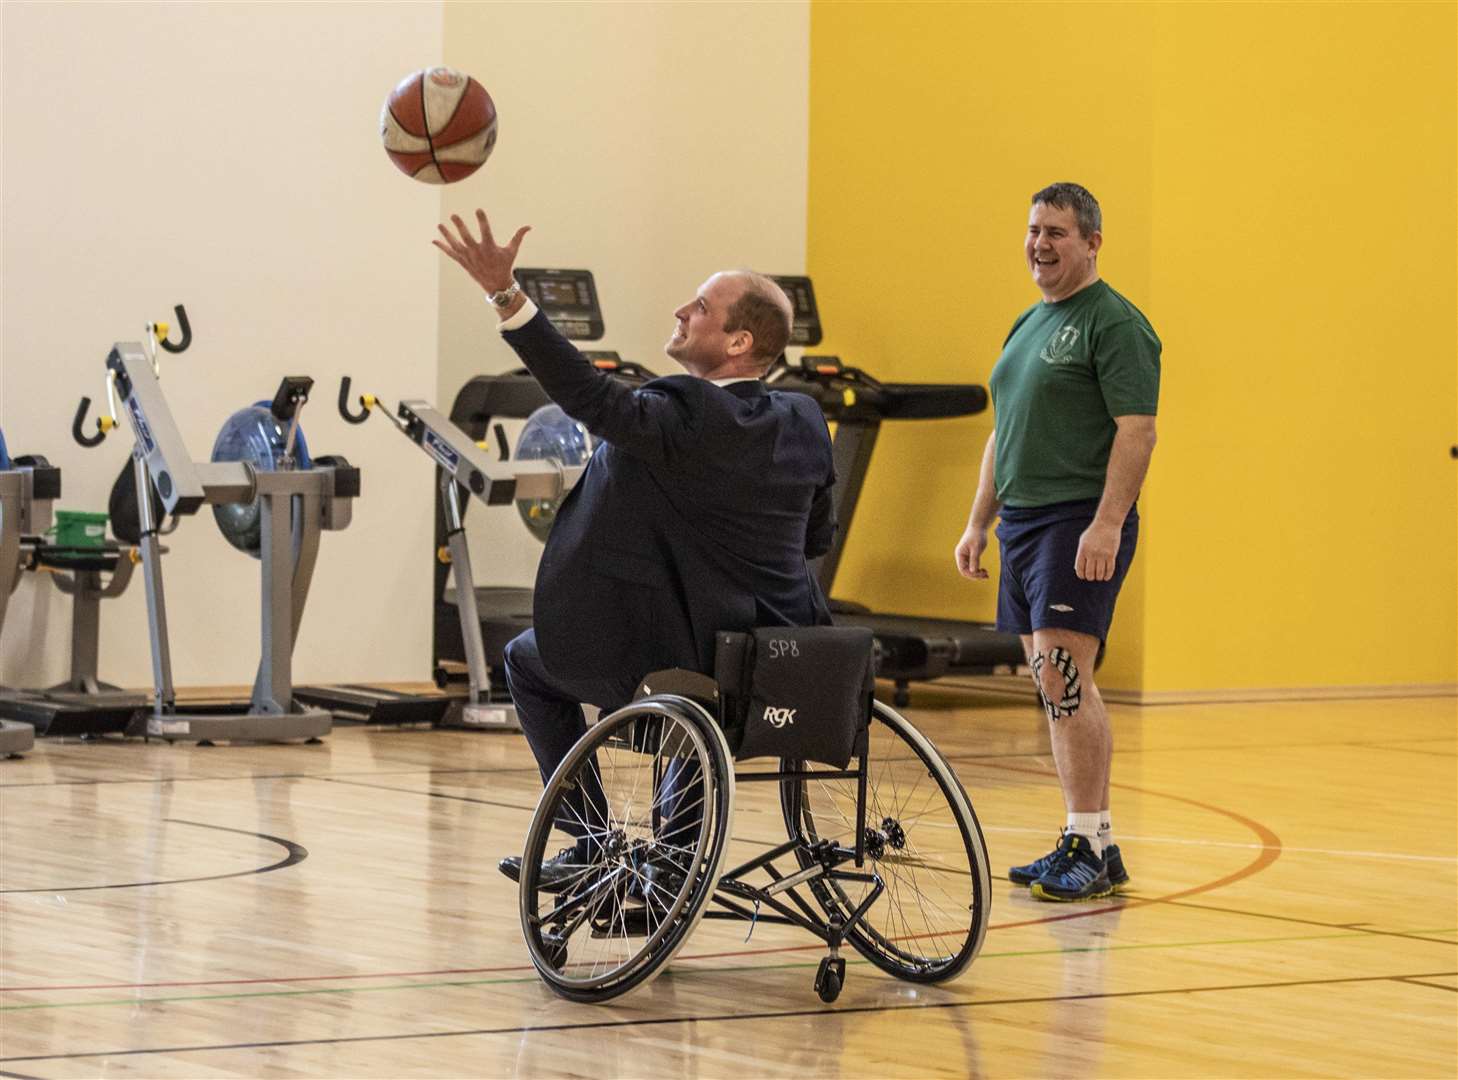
[{"x1": 989, "y1": 280, "x2": 1161, "y2": 508}]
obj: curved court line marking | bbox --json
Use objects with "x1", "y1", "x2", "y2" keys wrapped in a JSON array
[
  {"x1": 4, "y1": 969, "x2": 1454, "y2": 1064},
  {"x1": 962, "y1": 760, "x2": 1285, "y2": 932},
  {"x1": 1, "y1": 767, "x2": 1283, "y2": 989},
  {"x1": 0, "y1": 819, "x2": 305, "y2": 895}
]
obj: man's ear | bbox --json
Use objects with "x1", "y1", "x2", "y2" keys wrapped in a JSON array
[
  {"x1": 726, "y1": 330, "x2": 754, "y2": 358},
  {"x1": 1088, "y1": 230, "x2": 1103, "y2": 257}
]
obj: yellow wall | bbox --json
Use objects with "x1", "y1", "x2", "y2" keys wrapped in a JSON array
[{"x1": 808, "y1": 1, "x2": 1456, "y2": 694}]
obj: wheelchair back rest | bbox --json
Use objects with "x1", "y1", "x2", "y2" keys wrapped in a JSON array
[{"x1": 715, "y1": 625, "x2": 875, "y2": 769}]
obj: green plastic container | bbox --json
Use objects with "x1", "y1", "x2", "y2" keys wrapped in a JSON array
[{"x1": 51, "y1": 510, "x2": 109, "y2": 548}]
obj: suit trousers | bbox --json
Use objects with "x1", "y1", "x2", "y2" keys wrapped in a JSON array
[{"x1": 503, "y1": 628, "x2": 705, "y2": 856}]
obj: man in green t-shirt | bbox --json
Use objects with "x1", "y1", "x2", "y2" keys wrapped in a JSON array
[{"x1": 955, "y1": 182, "x2": 1160, "y2": 902}]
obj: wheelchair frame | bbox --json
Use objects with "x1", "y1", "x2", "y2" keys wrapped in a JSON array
[{"x1": 518, "y1": 689, "x2": 991, "y2": 1004}]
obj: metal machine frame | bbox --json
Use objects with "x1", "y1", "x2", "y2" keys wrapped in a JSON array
[
  {"x1": 311, "y1": 382, "x2": 582, "y2": 730},
  {"x1": 77, "y1": 342, "x2": 358, "y2": 742},
  {"x1": 0, "y1": 455, "x2": 58, "y2": 755}
]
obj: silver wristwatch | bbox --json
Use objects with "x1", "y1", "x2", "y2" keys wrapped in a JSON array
[{"x1": 487, "y1": 280, "x2": 522, "y2": 308}]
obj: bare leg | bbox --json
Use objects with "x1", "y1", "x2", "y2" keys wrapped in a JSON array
[{"x1": 1030, "y1": 628, "x2": 1107, "y2": 815}]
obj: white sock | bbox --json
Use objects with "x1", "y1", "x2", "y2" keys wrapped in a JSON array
[
  {"x1": 1066, "y1": 812, "x2": 1103, "y2": 856},
  {"x1": 1098, "y1": 814, "x2": 1113, "y2": 851}
]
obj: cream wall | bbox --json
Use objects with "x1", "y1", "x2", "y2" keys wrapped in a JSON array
[
  {"x1": 438, "y1": 1, "x2": 811, "y2": 588},
  {"x1": 2, "y1": 1, "x2": 811, "y2": 693},
  {"x1": 1, "y1": 2, "x2": 445, "y2": 688}
]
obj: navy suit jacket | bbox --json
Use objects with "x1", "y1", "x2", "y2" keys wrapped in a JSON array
[{"x1": 502, "y1": 310, "x2": 836, "y2": 680}]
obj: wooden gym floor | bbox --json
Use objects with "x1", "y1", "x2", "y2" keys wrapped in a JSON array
[{"x1": 1, "y1": 684, "x2": 1454, "y2": 1078}]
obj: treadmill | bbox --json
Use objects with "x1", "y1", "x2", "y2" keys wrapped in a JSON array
[
  {"x1": 767, "y1": 276, "x2": 1028, "y2": 705},
  {"x1": 432, "y1": 268, "x2": 656, "y2": 709}
]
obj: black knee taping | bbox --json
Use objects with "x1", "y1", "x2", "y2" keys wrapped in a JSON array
[{"x1": 1031, "y1": 647, "x2": 1082, "y2": 722}]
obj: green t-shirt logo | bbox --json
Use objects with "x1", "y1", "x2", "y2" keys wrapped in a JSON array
[{"x1": 1040, "y1": 325, "x2": 1081, "y2": 364}]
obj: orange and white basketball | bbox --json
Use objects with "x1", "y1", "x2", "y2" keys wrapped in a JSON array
[{"x1": 380, "y1": 66, "x2": 497, "y2": 184}]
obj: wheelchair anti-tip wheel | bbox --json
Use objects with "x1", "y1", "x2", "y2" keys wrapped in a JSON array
[
  {"x1": 519, "y1": 695, "x2": 734, "y2": 1002},
  {"x1": 781, "y1": 700, "x2": 991, "y2": 983}
]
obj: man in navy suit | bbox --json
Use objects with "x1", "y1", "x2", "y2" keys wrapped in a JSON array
[{"x1": 434, "y1": 212, "x2": 836, "y2": 888}]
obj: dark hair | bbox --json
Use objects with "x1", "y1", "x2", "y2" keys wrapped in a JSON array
[
  {"x1": 723, "y1": 272, "x2": 792, "y2": 369},
  {"x1": 1032, "y1": 182, "x2": 1102, "y2": 237}
]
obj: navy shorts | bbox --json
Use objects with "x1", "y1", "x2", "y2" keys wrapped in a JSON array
[{"x1": 995, "y1": 498, "x2": 1138, "y2": 644}]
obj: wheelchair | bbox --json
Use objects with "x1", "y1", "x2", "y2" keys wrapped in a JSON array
[{"x1": 516, "y1": 626, "x2": 992, "y2": 1004}]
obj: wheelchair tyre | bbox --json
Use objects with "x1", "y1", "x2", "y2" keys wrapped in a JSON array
[
  {"x1": 519, "y1": 695, "x2": 734, "y2": 1002},
  {"x1": 780, "y1": 700, "x2": 991, "y2": 983}
]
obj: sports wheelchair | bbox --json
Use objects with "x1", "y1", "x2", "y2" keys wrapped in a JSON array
[{"x1": 516, "y1": 626, "x2": 993, "y2": 1003}]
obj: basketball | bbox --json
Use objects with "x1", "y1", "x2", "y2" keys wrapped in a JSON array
[{"x1": 380, "y1": 66, "x2": 497, "y2": 184}]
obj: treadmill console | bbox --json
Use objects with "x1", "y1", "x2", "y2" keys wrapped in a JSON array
[
  {"x1": 770, "y1": 275, "x2": 823, "y2": 347},
  {"x1": 582, "y1": 351, "x2": 657, "y2": 387},
  {"x1": 515, "y1": 268, "x2": 604, "y2": 341}
]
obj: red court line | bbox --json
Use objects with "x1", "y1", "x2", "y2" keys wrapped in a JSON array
[{"x1": 1, "y1": 762, "x2": 1283, "y2": 992}]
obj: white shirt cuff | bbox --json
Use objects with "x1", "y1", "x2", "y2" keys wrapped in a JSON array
[{"x1": 494, "y1": 296, "x2": 539, "y2": 332}]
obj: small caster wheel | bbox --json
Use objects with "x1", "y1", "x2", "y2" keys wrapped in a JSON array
[
  {"x1": 893, "y1": 685, "x2": 910, "y2": 708},
  {"x1": 815, "y1": 956, "x2": 845, "y2": 1003},
  {"x1": 540, "y1": 933, "x2": 568, "y2": 971}
]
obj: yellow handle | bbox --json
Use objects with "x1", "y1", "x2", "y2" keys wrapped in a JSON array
[
  {"x1": 842, "y1": 388, "x2": 857, "y2": 408},
  {"x1": 437, "y1": 546, "x2": 452, "y2": 565},
  {"x1": 98, "y1": 416, "x2": 116, "y2": 434},
  {"x1": 128, "y1": 548, "x2": 142, "y2": 566},
  {"x1": 528, "y1": 504, "x2": 542, "y2": 519},
  {"x1": 361, "y1": 394, "x2": 377, "y2": 411},
  {"x1": 153, "y1": 321, "x2": 169, "y2": 341},
  {"x1": 476, "y1": 440, "x2": 489, "y2": 450}
]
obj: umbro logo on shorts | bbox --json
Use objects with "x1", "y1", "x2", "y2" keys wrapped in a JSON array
[{"x1": 1049, "y1": 603, "x2": 1075, "y2": 612}]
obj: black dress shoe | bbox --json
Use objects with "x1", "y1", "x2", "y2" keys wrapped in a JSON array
[{"x1": 498, "y1": 845, "x2": 600, "y2": 894}]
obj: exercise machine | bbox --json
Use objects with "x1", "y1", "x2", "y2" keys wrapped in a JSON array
[
  {"x1": 73, "y1": 318, "x2": 359, "y2": 742},
  {"x1": 430, "y1": 268, "x2": 656, "y2": 721},
  {"x1": 0, "y1": 400, "x2": 159, "y2": 737},
  {"x1": 303, "y1": 376, "x2": 587, "y2": 729},
  {"x1": 767, "y1": 276, "x2": 1027, "y2": 705},
  {"x1": 0, "y1": 431, "x2": 59, "y2": 755}
]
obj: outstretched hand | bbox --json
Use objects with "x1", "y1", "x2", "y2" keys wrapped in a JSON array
[{"x1": 432, "y1": 210, "x2": 531, "y2": 294}]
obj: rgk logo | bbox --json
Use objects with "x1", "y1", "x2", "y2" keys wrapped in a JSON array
[{"x1": 763, "y1": 706, "x2": 797, "y2": 729}]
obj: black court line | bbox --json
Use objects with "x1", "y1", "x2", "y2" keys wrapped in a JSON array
[
  {"x1": 1350, "y1": 744, "x2": 1458, "y2": 759},
  {"x1": 0, "y1": 763, "x2": 544, "y2": 790},
  {"x1": 1154, "y1": 899, "x2": 1458, "y2": 948},
  {"x1": 0, "y1": 819, "x2": 305, "y2": 895},
  {"x1": 1393, "y1": 977, "x2": 1458, "y2": 994},
  {"x1": 4, "y1": 969, "x2": 1454, "y2": 1064},
  {"x1": 316, "y1": 776, "x2": 537, "y2": 814},
  {"x1": 0, "y1": 1069, "x2": 42, "y2": 1079}
]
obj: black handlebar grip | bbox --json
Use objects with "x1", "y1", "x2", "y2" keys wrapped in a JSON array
[
  {"x1": 493, "y1": 422, "x2": 510, "y2": 461},
  {"x1": 72, "y1": 397, "x2": 106, "y2": 447},
  {"x1": 338, "y1": 376, "x2": 371, "y2": 424},
  {"x1": 158, "y1": 304, "x2": 192, "y2": 354}
]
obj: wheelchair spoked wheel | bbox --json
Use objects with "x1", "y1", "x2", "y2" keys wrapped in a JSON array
[
  {"x1": 519, "y1": 695, "x2": 735, "y2": 1002},
  {"x1": 780, "y1": 700, "x2": 992, "y2": 983}
]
